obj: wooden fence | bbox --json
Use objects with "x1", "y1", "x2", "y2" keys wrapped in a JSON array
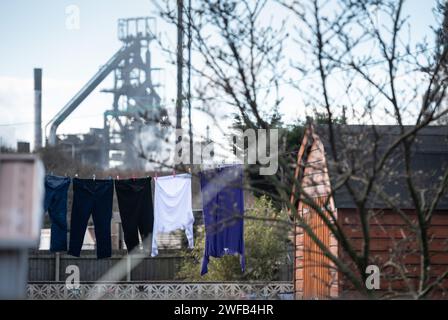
[
  {"x1": 29, "y1": 250, "x2": 184, "y2": 282},
  {"x1": 28, "y1": 250, "x2": 293, "y2": 282}
]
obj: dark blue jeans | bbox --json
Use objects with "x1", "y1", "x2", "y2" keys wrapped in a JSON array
[
  {"x1": 44, "y1": 175, "x2": 71, "y2": 252},
  {"x1": 68, "y1": 178, "x2": 114, "y2": 259}
]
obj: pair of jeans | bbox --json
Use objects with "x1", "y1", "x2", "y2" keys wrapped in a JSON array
[
  {"x1": 44, "y1": 175, "x2": 71, "y2": 252},
  {"x1": 115, "y1": 177, "x2": 154, "y2": 252},
  {"x1": 200, "y1": 165, "x2": 245, "y2": 275},
  {"x1": 68, "y1": 178, "x2": 113, "y2": 259}
]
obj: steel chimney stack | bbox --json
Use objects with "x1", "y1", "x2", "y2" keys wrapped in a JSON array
[{"x1": 34, "y1": 68, "x2": 42, "y2": 150}]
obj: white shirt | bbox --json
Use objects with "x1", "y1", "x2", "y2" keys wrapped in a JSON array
[{"x1": 151, "y1": 173, "x2": 194, "y2": 256}]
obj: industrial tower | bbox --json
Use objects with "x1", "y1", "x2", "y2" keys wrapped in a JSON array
[{"x1": 46, "y1": 17, "x2": 167, "y2": 169}]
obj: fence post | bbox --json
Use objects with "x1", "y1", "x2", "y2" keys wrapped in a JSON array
[
  {"x1": 126, "y1": 255, "x2": 131, "y2": 281},
  {"x1": 55, "y1": 252, "x2": 60, "y2": 282}
]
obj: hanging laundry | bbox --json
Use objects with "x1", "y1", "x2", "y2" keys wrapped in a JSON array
[
  {"x1": 152, "y1": 173, "x2": 194, "y2": 257},
  {"x1": 44, "y1": 175, "x2": 71, "y2": 252},
  {"x1": 68, "y1": 178, "x2": 113, "y2": 259},
  {"x1": 115, "y1": 177, "x2": 154, "y2": 252},
  {"x1": 200, "y1": 165, "x2": 245, "y2": 275}
]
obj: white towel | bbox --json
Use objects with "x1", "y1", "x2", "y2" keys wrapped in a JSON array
[{"x1": 151, "y1": 173, "x2": 194, "y2": 256}]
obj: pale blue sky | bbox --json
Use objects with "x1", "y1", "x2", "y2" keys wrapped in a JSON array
[
  {"x1": 0, "y1": 0, "x2": 178, "y2": 148},
  {"x1": 0, "y1": 0, "x2": 154, "y2": 78},
  {"x1": 0, "y1": 0, "x2": 439, "y2": 148}
]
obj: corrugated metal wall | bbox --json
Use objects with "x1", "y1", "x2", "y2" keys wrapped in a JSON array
[
  {"x1": 28, "y1": 251, "x2": 184, "y2": 282},
  {"x1": 28, "y1": 250, "x2": 293, "y2": 282}
]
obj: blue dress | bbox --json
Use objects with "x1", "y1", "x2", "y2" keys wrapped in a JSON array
[{"x1": 200, "y1": 165, "x2": 245, "y2": 275}]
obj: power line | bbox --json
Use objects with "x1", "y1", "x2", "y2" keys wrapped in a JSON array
[
  {"x1": 0, "y1": 113, "x2": 108, "y2": 127},
  {"x1": 0, "y1": 99, "x2": 182, "y2": 127}
]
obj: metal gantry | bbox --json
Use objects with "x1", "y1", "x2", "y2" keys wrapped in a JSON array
[{"x1": 46, "y1": 17, "x2": 167, "y2": 169}]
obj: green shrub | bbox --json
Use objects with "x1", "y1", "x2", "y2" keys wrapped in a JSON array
[{"x1": 176, "y1": 196, "x2": 290, "y2": 281}]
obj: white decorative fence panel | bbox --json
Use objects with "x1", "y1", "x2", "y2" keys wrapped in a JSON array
[{"x1": 27, "y1": 282, "x2": 293, "y2": 300}]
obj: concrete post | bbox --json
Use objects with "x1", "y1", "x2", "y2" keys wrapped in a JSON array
[
  {"x1": 55, "y1": 252, "x2": 60, "y2": 282},
  {"x1": 34, "y1": 68, "x2": 42, "y2": 150}
]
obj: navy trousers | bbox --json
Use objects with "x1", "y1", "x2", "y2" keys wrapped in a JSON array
[
  {"x1": 68, "y1": 178, "x2": 114, "y2": 259},
  {"x1": 44, "y1": 175, "x2": 71, "y2": 252}
]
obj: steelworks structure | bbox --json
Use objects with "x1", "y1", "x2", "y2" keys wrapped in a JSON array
[{"x1": 46, "y1": 17, "x2": 167, "y2": 169}]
